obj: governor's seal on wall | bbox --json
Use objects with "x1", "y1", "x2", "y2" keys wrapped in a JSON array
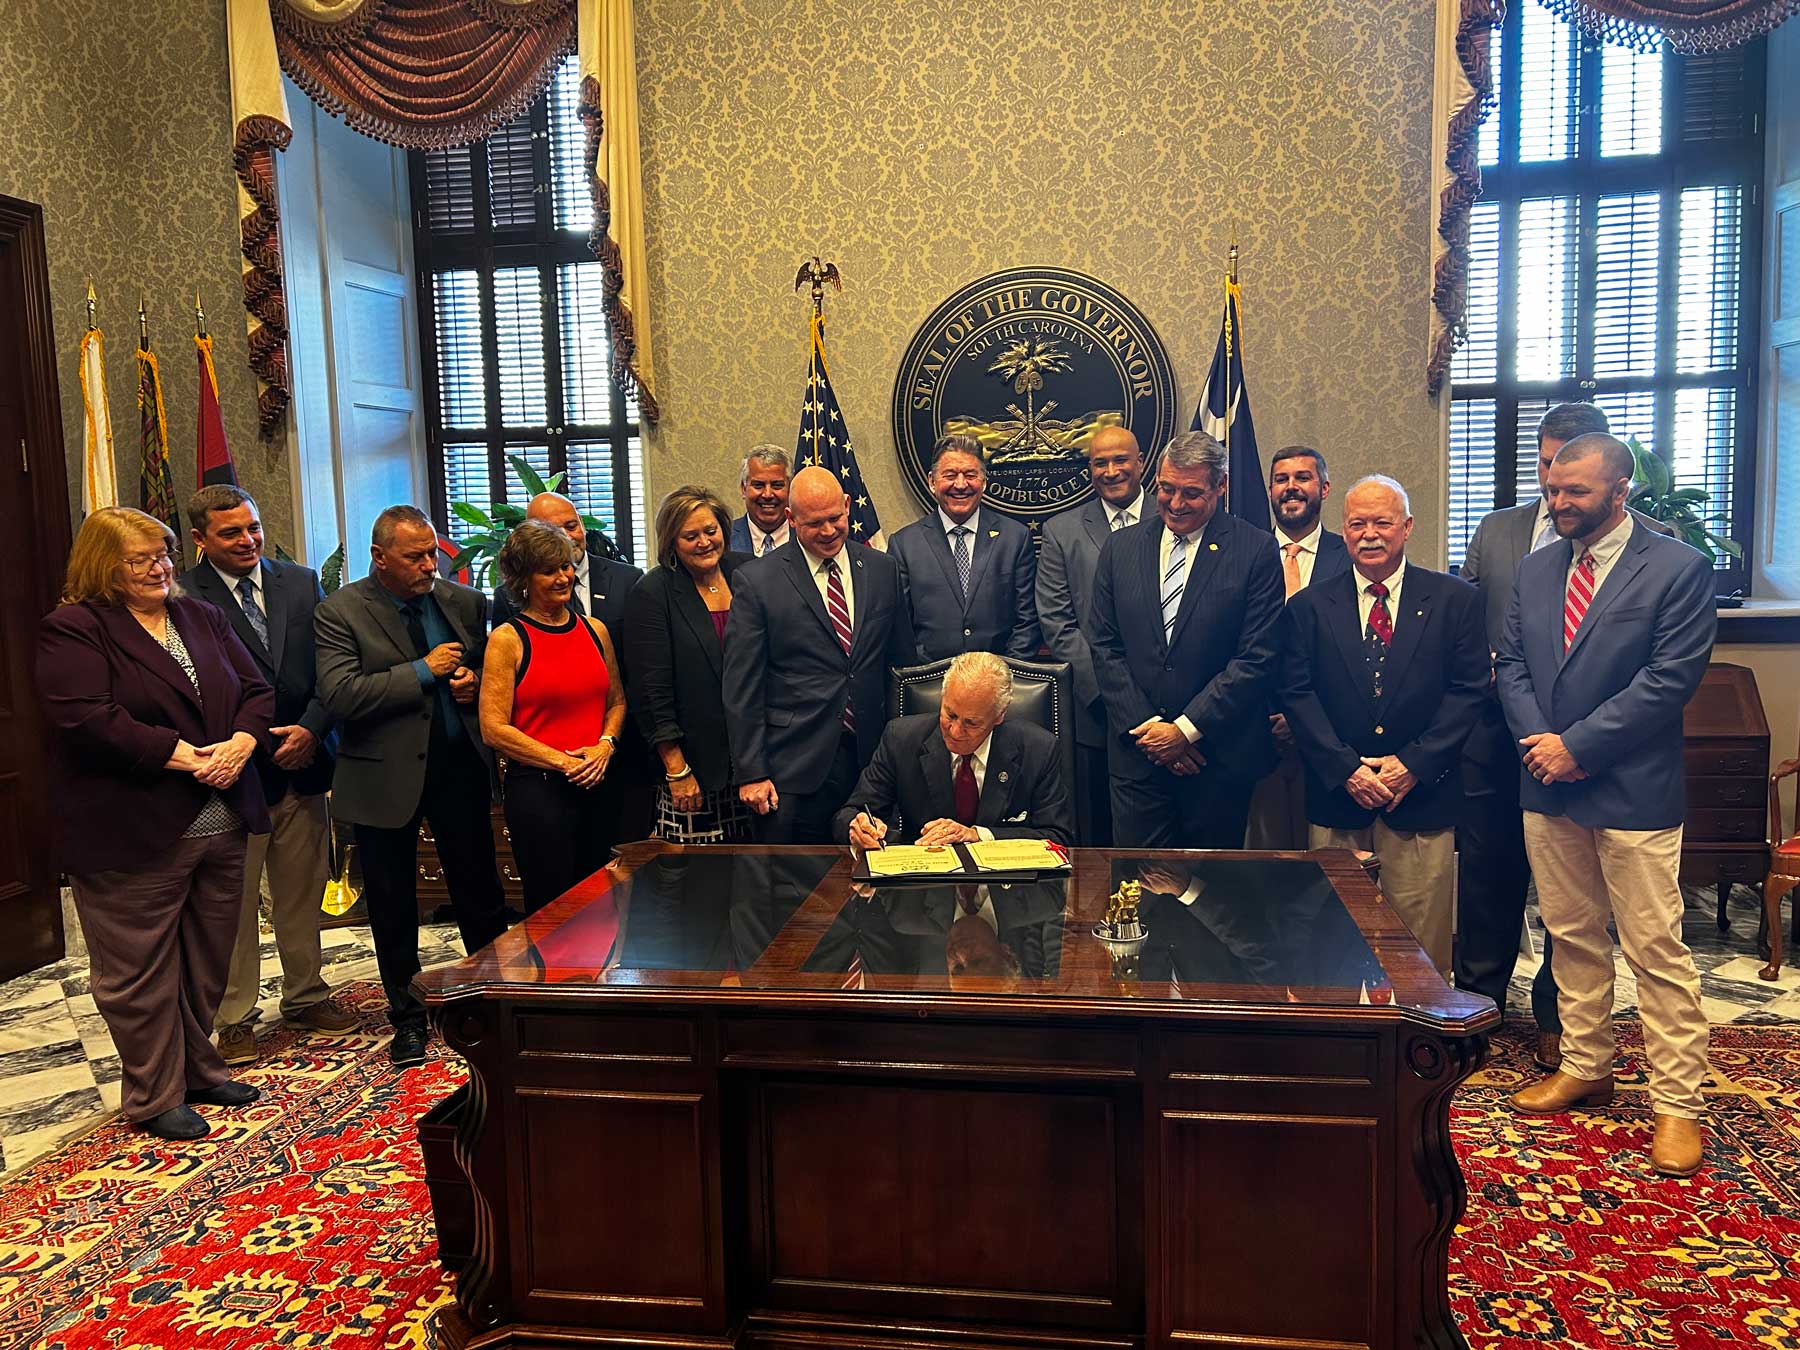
[{"x1": 891, "y1": 267, "x2": 1177, "y2": 525}]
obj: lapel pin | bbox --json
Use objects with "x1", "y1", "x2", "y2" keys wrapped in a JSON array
[
  {"x1": 989, "y1": 529, "x2": 999, "y2": 538},
  {"x1": 1208, "y1": 542, "x2": 1219, "y2": 551},
  {"x1": 998, "y1": 770, "x2": 1009, "y2": 783}
]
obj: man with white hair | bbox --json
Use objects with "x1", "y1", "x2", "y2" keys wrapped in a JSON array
[
  {"x1": 729, "y1": 444, "x2": 792, "y2": 557},
  {"x1": 1278, "y1": 475, "x2": 1487, "y2": 976},
  {"x1": 834, "y1": 651, "x2": 1073, "y2": 848}
]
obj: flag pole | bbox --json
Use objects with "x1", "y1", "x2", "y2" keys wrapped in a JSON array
[
  {"x1": 194, "y1": 292, "x2": 208, "y2": 340},
  {"x1": 1223, "y1": 235, "x2": 1237, "y2": 511},
  {"x1": 85, "y1": 280, "x2": 97, "y2": 333},
  {"x1": 138, "y1": 295, "x2": 149, "y2": 350}
]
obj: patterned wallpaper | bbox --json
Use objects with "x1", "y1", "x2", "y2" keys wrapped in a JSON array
[
  {"x1": 0, "y1": 0, "x2": 293, "y2": 552},
  {"x1": 634, "y1": 0, "x2": 1445, "y2": 559}
]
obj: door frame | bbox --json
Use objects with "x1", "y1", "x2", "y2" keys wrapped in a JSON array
[{"x1": 0, "y1": 194, "x2": 72, "y2": 602}]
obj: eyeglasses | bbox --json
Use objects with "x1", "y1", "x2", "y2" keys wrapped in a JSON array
[{"x1": 121, "y1": 551, "x2": 175, "y2": 574}]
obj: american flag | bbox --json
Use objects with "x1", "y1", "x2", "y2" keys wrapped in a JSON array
[{"x1": 796, "y1": 311, "x2": 884, "y2": 547}]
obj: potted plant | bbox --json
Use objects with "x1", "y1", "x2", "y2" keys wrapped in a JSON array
[
  {"x1": 448, "y1": 453, "x2": 612, "y2": 587},
  {"x1": 1626, "y1": 436, "x2": 1741, "y2": 565}
]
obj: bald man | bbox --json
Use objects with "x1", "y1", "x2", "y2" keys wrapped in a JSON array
[
  {"x1": 723, "y1": 466, "x2": 916, "y2": 843},
  {"x1": 1277, "y1": 475, "x2": 1487, "y2": 976},
  {"x1": 1036, "y1": 425, "x2": 1151, "y2": 844}
]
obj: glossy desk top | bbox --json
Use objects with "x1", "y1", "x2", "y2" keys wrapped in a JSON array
[{"x1": 416, "y1": 842, "x2": 1496, "y2": 1028}]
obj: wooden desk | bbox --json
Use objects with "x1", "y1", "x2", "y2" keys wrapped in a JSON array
[
  {"x1": 417, "y1": 842, "x2": 1496, "y2": 1350},
  {"x1": 1680, "y1": 663, "x2": 1770, "y2": 931}
]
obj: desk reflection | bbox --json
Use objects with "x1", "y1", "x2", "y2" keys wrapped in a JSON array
[{"x1": 805, "y1": 881, "x2": 1068, "y2": 985}]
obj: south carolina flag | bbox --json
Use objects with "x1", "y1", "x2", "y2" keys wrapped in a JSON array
[{"x1": 195, "y1": 333, "x2": 239, "y2": 487}]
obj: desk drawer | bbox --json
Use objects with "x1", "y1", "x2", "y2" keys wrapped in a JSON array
[
  {"x1": 1687, "y1": 776, "x2": 1763, "y2": 809},
  {"x1": 1685, "y1": 743, "x2": 1767, "y2": 777},
  {"x1": 1683, "y1": 806, "x2": 1765, "y2": 842}
]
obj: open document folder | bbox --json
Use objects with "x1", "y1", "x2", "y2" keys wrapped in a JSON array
[{"x1": 858, "y1": 838, "x2": 1072, "y2": 879}]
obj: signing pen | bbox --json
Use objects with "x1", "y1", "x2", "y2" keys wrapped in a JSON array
[{"x1": 862, "y1": 805, "x2": 885, "y2": 849}]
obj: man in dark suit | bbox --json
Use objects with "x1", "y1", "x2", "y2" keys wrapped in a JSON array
[
  {"x1": 1456, "y1": 402, "x2": 1635, "y2": 1070},
  {"x1": 1037, "y1": 425, "x2": 1151, "y2": 846},
  {"x1": 724, "y1": 466, "x2": 916, "y2": 844},
  {"x1": 1089, "y1": 431, "x2": 1285, "y2": 848},
  {"x1": 835, "y1": 651, "x2": 1073, "y2": 849},
  {"x1": 492, "y1": 491, "x2": 651, "y2": 842},
  {"x1": 1246, "y1": 445, "x2": 1353, "y2": 849},
  {"x1": 1499, "y1": 433, "x2": 1715, "y2": 1178},
  {"x1": 315, "y1": 505, "x2": 508, "y2": 1065},
  {"x1": 178, "y1": 487, "x2": 356, "y2": 1065},
  {"x1": 728, "y1": 444, "x2": 792, "y2": 557},
  {"x1": 1279, "y1": 476, "x2": 1487, "y2": 975},
  {"x1": 889, "y1": 433, "x2": 1041, "y2": 661}
]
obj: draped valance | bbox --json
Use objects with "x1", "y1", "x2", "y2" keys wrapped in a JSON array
[
  {"x1": 1535, "y1": 0, "x2": 1800, "y2": 50},
  {"x1": 225, "y1": 0, "x2": 656, "y2": 438},
  {"x1": 1428, "y1": 0, "x2": 1502, "y2": 399}
]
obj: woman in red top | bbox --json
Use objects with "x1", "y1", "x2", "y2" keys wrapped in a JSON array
[{"x1": 481, "y1": 520, "x2": 628, "y2": 912}]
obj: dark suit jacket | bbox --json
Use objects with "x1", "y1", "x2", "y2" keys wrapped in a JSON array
[
  {"x1": 728, "y1": 517, "x2": 792, "y2": 556},
  {"x1": 37, "y1": 597, "x2": 275, "y2": 872},
  {"x1": 1088, "y1": 510, "x2": 1285, "y2": 785},
  {"x1": 830, "y1": 714, "x2": 1074, "y2": 846},
  {"x1": 890, "y1": 510, "x2": 1042, "y2": 661},
  {"x1": 1036, "y1": 492, "x2": 1150, "y2": 747},
  {"x1": 877, "y1": 882, "x2": 1067, "y2": 979},
  {"x1": 315, "y1": 575, "x2": 493, "y2": 828},
  {"x1": 722, "y1": 540, "x2": 914, "y2": 792},
  {"x1": 177, "y1": 558, "x2": 336, "y2": 801},
  {"x1": 1496, "y1": 520, "x2": 1715, "y2": 830},
  {"x1": 1293, "y1": 528, "x2": 1352, "y2": 587},
  {"x1": 1279, "y1": 563, "x2": 1488, "y2": 831},
  {"x1": 621, "y1": 552, "x2": 752, "y2": 795}
]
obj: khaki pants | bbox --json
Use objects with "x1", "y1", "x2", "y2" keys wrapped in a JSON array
[
  {"x1": 1522, "y1": 811, "x2": 1706, "y2": 1119},
  {"x1": 1246, "y1": 748, "x2": 1307, "y2": 850},
  {"x1": 215, "y1": 789, "x2": 332, "y2": 1028},
  {"x1": 1310, "y1": 820, "x2": 1455, "y2": 976}
]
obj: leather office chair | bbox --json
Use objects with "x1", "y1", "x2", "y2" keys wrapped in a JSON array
[
  {"x1": 888, "y1": 657, "x2": 1076, "y2": 833},
  {"x1": 1759, "y1": 749, "x2": 1800, "y2": 981}
]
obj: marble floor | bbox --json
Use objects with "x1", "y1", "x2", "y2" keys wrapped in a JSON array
[{"x1": 0, "y1": 882, "x2": 1793, "y2": 1177}]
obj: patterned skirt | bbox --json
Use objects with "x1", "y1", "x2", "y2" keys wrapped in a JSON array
[{"x1": 653, "y1": 782, "x2": 752, "y2": 844}]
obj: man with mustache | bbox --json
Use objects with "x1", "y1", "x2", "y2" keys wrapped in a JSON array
[
  {"x1": 890, "y1": 433, "x2": 1041, "y2": 662},
  {"x1": 1037, "y1": 425, "x2": 1152, "y2": 845},
  {"x1": 728, "y1": 445, "x2": 792, "y2": 558},
  {"x1": 1088, "y1": 431, "x2": 1284, "y2": 848},
  {"x1": 1245, "y1": 446, "x2": 1352, "y2": 849},
  {"x1": 1498, "y1": 433, "x2": 1715, "y2": 1178},
  {"x1": 1278, "y1": 476, "x2": 1487, "y2": 976}
]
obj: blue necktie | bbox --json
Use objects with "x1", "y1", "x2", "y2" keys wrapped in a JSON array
[
  {"x1": 237, "y1": 576, "x2": 269, "y2": 652},
  {"x1": 951, "y1": 526, "x2": 973, "y2": 596}
]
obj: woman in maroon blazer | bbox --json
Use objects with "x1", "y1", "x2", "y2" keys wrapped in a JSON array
[{"x1": 37, "y1": 507, "x2": 275, "y2": 1141}]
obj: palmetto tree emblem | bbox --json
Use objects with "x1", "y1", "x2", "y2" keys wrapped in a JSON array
[{"x1": 986, "y1": 338, "x2": 1074, "y2": 461}]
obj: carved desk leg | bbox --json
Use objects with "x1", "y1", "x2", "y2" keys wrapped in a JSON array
[
  {"x1": 434, "y1": 998, "x2": 509, "y2": 1349},
  {"x1": 1398, "y1": 1031, "x2": 1488, "y2": 1350}
]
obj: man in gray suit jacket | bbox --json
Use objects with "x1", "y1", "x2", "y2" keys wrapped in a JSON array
[
  {"x1": 1498, "y1": 434, "x2": 1715, "y2": 1178},
  {"x1": 315, "y1": 505, "x2": 507, "y2": 1065},
  {"x1": 890, "y1": 433, "x2": 1041, "y2": 663},
  {"x1": 1036, "y1": 425, "x2": 1150, "y2": 845}
]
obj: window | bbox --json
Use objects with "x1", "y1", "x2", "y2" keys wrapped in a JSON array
[
  {"x1": 1448, "y1": 1, "x2": 1766, "y2": 585},
  {"x1": 410, "y1": 54, "x2": 647, "y2": 563}
]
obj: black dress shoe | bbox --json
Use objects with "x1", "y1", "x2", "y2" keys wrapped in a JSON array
[
  {"x1": 390, "y1": 1026, "x2": 429, "y2": 1066},
  {"x1": 185, "y1": 1080, "x2": 261, "y2": 1107},
  {"x1": 142, "y1": 1105, "x2": 210, "y2": 1140}
]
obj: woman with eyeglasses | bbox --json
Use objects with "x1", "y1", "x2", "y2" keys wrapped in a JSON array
[{"x1": 36, "y1": 507, "x2": 274, "y2": 1142}]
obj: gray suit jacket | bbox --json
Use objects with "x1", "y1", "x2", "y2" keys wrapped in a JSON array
[
  {"x1": 1036, "y1": 491, "x2": 1149, "y2": 747},
  {"x1": 314, "y1": 575, "x2": 494, "y2": 828}
]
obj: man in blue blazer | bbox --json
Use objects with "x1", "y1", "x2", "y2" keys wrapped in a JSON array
[
  {"x1": 1089, "y1": 431, "x2": 1285, "y2": 848},
  {"x1": 1246, "y1": 445, "x2": 1353, "y2": 849},
  {"x1": 1279, "y1": 476, "x2": 1488, "y2": 975},
  {"x1": 178, "y1": 486, "x2": 356, "y2": 1066},
  {"x1": 727, "y1": 444, "x2": 792, "y2": 557},
  {"x1": 1037, "y1": 425, "x2": 1152, "y2": 846},
  {"x1": 1497, "y1": 433, "x2": 1715, "y2": 1178},
  {"x1": 724, "y1": 466, "x2": 917, "y2": 843},
  {"x1": 889, "y1": 434, "x2": 1041, "y2": 662}
]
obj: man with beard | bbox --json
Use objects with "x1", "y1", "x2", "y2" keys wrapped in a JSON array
[
  {"x1": 1089, "y1": 431, "x2": 1284, "y2": 848},
  {"x1": 1245, "y1": 446, "x2": 1351, "y2": 849},
  {"x1": 1498, "y1": 433, "x2": 1714, "y2": 1178},
  {"x1": 889, "y1": 433, "x2": 1040, "y2": 661},
  {"x1": 1037, "y1": 425, "x2": 1152, "y2": 844},
  {"x1": 728, "y1": 445, "x2": 792, "y2": 558}
]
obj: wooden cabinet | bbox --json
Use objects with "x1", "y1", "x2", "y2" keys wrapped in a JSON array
[
  {"x1": 417, "y1": 807, "x2": 525, "y2": 918},
  {"x1": 1681, "y1": 663, "x2": 1770, "y2": 931}
]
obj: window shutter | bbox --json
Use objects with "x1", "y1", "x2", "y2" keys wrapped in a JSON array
[
  {"x1": 1681, "y1": 48, "x2": 1751, "y2": 144},
  {"x1": 443, "y1": 442, "x2": 491, "y2": 518},
  {"x1": 423, "y1": 145, "x2": 476, "y2": 233},
  {"x1": 565, "y1": 440, "x2": 618, "y2": 529},
  {"x1": 1677, "y1": 185, "x2": 1742, "y2": 373},
  {"x1": 1453, "y1": 201, "x2": 1501, "y2": 385},
  {"x1": 558, "y1": 262, "x2": 613, "y2": 425},
  {"x1": 1518, "y1": 0, "x2": 1578, "y2": 163},
  {"x1": 1448, "y1": 400, "x2": 1498, "y2": 570},
  {"x1": 1592, "y1": 191, "x2": 1661, "y2": 379},
  {"x1": 1514, "y1": 196, "x2": 1578, "y2": 380},
  {"x1": 1599, "y1": 40, "x2": 1663, "y2": 158},
  {"x1": 493, "y1": 266, "x2": 548, "y2": 427},
  {"x1": 550, "y1": 60, "x2": 593, "y2": 232},
  {"x1": 487, "y1": 111, "x2": 539, "y2": 231},
  {"x1": 433, "y1": 271, "x2": 487, "y2": 430}
]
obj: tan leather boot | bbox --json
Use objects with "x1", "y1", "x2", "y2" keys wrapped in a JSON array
[
  {"x1": 1533, "y1": 1031, "x2": 1562, "y2": 1071},
  {"x1": 1509, "y1": 1070, "x2": 1614, "y2": 1115},
  {"x1": 1650, "y1": 1115, "x2": 1704, "y2": 1177}
]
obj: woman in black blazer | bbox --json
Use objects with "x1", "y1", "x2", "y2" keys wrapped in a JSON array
[{"x1": 623, "y1": 486, "x2": 753, "y2": 843}]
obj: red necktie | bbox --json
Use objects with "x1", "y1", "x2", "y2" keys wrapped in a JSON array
[
  {"x1": 1365, "y1": 581, "x2": 1393, "y2": 647},
  {"x1": 824, "y1": 558, "x2": 855, "y2": 730},
  {"x1": 954, "y1": 754, "x2": 979, "y2": 826},
  {"x1": 1563, "y1": 549, "x2": 1597, "y2": 651}
]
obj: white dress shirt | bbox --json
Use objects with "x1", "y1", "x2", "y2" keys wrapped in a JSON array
[
  {"x1": 749, "y1": 521, "x2": 791, "y2": 557},
  {"x1": 207, "y1": 557, "x2": 265, "y2": 616},
  {"x1": 1276, "y1": 520, "x2": 1324, "y2": 590},
  {"x1": 1355, "y1": 558, "x2": 1407, "y2": 634},
  {"x1": 1567, "y1": 513, "x2": 1634, "y2": 595},
  {"x1": 804, "y1": 543, "x2": 854, "y2": 624},
  {"x1": 1105, "y1": 498, "x2": 1139, "y2": 531},
  {"x1": 950, "y1": 732, "x2": 997, "y2": 841},
  {"x1": 939, "y1": 506, "x2": 982, "y2": 540}
]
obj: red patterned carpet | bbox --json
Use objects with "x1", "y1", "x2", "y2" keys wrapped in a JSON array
[{"x1": 1, "y1": 988, "x2": 1798, "y2": 1349}]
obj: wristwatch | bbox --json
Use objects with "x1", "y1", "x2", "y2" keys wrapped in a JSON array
[{"x1": 599, "y1": 734, "x2": 618, "y2": 748}]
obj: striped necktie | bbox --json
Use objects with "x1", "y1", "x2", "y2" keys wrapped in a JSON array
[
  {"x1": 1563, "y1": 548, "x2": 1598, "y2": 651},
  {"x1": 1161, "y1": 534, "x2": 1189, "y2": 642},
  {"x1": 824, "y1": 557, "x2": 855, "y2": 731},
  {"x1": 236, "y1": 576, "x2": 269, "y2": 652}
]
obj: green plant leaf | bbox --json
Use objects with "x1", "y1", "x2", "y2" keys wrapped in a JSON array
[
  {"x1": 544, "y1": 471, "x2": 566, "y2": 492},
  {"x1": 507, "y1": 454, "x2": 550, "y2": 497},
  {"x1": 450, "y1": 501, "x2": 494, "y2": 530},
  {"x1": 321, "y1": 544, "x2": 346, "y2": 594},
  {"x1": 1628, "y1": 438, "x2": 1672, "y2": 500},
  {"x1": 580, "y1": 514, "x2": 609, "y2": 534}
]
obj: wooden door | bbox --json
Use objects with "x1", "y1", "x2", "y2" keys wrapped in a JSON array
[{"x1": 0, "y1": 195, "x2": 74, "y2": 980}]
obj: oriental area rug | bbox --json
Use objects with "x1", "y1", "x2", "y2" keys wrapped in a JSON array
[{"x1": 1, "y1": 988, "x2": 1798, "y2": 1350}]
